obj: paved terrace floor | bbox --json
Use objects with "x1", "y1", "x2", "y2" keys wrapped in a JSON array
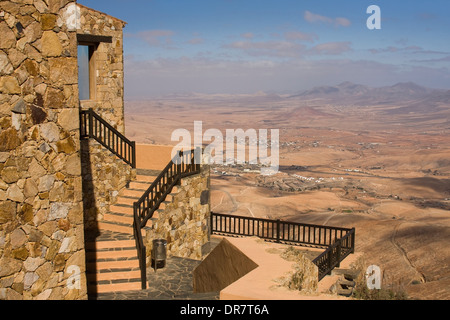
[
  {"x1": 91, "y1": 255, "x2": 220, "y2": 300},
  {"x1": 87, "y1": 232, "x2": 221, "y2": 300}
]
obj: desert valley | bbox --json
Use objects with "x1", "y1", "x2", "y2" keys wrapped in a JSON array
[{"x1": 124, "y1": 82, "x2": 450, "y2": 300}]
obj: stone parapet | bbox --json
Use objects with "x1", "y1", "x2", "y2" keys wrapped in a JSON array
[{"x1": 145, "y1": 166, "x2": 211, "y2": 262}]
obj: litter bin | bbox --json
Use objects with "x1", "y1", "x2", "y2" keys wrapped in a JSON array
[{"x1": 151, "y1": 239, "x2": 167, "y2": 272}]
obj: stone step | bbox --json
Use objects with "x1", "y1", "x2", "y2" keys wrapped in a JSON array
[
  {"x1": 129, "y1": 181, "x2": 151, "y2": 190},
  {"x1": 117, "y1": 192, "x2": 168, "y2": 205},
  {"x1": 86, "y1": 239, "x2": 135, "y2": 251},
  {"x1": 130, "y1": 179, "x2": 179, "y2": 191},
  {"x1": 136, "y1": 175, "x2": 158, "y2": 182},
  {"x1": 87, "y1": 269, "x2": 141, "y2": 282},
  {"x1": 103, "y1": 212, "x2": 133, "y2": 225},
  {"x1": 91, "y1": 280, "x2": 142, "y2": 293},
  {"x1": 117, "y1": 196, "x2": 172, "y2": 209},
  {"x1": 116, "y1": 196, "x2": 139, "y2": 206},
  {"x1": 109, "y1": 204, "x2": 133, "y2": 215},
  {"x1": 98, "y1": 221, "x2": 151, "y2": 235},
  {"x1": 98, "y1": 221, "x2": 134, "y2": 235},
  {"x1": 84, "y1": 169, "x2": 182, "y2": 295},
  {"x1": 332, "y1": 268, "x2": 360, "y2": 280},
  {"x1": 331, "y1": 274, "x2": 357, "y2": 297},
  {"x1": 107, "y1": 205, "x2": 160, "y2": 224},
  {"x1": 336, "y1": 287, "x2": 353, "y2": 297},
  {"x1": 120, "y1": 188, "x2": 147, "y2": 198},
  {"x1": 85, "y1": 236, "x2": 143, "y2": 294},
  {"x1": 86, "y1": 248, "x2": 137, "y2": 261},
  {"x1": 88, "y1": 258, "x2": 140, "y2": 271},
  {"x1": 338, "y1": 278, "x2": 356, "y2": 288}
]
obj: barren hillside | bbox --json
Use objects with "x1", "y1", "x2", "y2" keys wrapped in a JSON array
[{"x1": 125, "y1": 85, "x2": 450, "y2": 299}]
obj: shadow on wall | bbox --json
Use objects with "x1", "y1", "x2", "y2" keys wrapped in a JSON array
[{"x1": 80, "y1": 137, "x2": 100, "y2": 297}]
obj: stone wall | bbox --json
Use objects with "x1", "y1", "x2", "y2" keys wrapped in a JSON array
[
  {"x1": 145, "y1": 166, "x2": 211, "y2": 263},
  {"x1": 77, "y1": 4, "x2": 126, "y2": 133},
  {"x1": 81, "y1": 139, "x2": 135, "y2": 232},
  {"x1": 0, "y1": 0, "x2": 87, "y2": 300},
  {"x1": 75, "y1": 4, "x2": 132, "y2": 232}
]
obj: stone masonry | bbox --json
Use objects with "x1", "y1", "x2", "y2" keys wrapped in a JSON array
[
  {"x1": 76, "y1": 4, "x2": 134, "y2": 233},
  {"x1": 0, "y1": 0, "x2": 211, "y2": 300},
  {"x1": 0, "y1": 0, "x2": 86, "y2": 300},
  {"x1": 77, "y1": 4, "x2": 126, "y2": 133},
  {"x1": 81, "y1": 140, "x2": 135, "y2": 232},
  {"x1": 145, "y1": 165, "x2": 211, "y2": 262}
]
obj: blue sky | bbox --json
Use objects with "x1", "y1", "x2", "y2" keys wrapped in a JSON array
[{"x1": 78, "y1": 0, "x2": 450, "y2": 98}]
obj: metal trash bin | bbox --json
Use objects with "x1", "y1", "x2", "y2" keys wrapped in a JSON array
[{"x1": 151, "y1": 239, "x2": 167, "y2": 272}]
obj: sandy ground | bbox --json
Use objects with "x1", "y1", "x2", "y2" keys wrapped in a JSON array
[{"x1": 127, "y1": 95, "x2": 450, "y2": 300}]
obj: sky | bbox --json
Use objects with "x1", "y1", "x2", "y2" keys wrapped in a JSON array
[{"x1": 77, "y1": 0, "x2": 450, "y2": 99}]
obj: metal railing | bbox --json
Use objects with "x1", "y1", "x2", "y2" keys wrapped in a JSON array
[
  {"x1": 312, "y1": 228, "x2": 355, "y2": 280},
  {"x1": 80, "y1": 108, "x2": 136, "y2": 168},
  {"x1": 210, "y1": 212, "x2": 355, "y2": 281},
  {"x1": 133, "y1": 149, "x2": 201, "y2": 289}
]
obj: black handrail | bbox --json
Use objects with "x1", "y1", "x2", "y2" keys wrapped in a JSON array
[
  {"x1": 80, "y1": 108, "x2": 136, "y2": 168},
  {"x1": 210, "y1": 212, "x2": 355, "y2": 282},
  {"x1": 312, "y1": 228, "x2": 355, "y2": 281},
  {"x1": 133, "y1": 149, "x2": 201, "y2": 289},
  {"x1": 211, "y1": 212, "x2": 352, "y2": 248}
]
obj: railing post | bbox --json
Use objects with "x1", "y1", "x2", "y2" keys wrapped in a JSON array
[
  {"x1": 131, "y1": 141, "x2": 136, "y2": 168},
  {"x1": 79, "y1": 111, "x2": 83, "y2": 137},
  {"x1": 210, "y1": 212, "x2": 213, "y2": 234},
  {"x1": 177, "y1": 150, "x2": 182, "y2": 181},
  {"x1": 88, "y1": 108, "x2": 94, "y2": 138},
  {"x1": 327, "y1": 250, "x2": 332, "y2": 275},
  {"x1": 336, "y1": 239, "x2": 341, "y2": 268},
  {"x1": 351, "y1": 228, "x2": 356, "y2": 254},
  {"x1": 276, "y1": 219, "x2": 281, "y2": 243}
]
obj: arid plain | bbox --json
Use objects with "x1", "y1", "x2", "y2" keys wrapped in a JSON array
[{"x1": 124, "y1": 83, "x2": 450, "y2": 300}]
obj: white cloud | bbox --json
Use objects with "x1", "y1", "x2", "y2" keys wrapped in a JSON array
[
  {"x1": 241, "y1": 32, "x2": 255, "y2": 39},
  {"x1": 304, "y1": 10, "x2": 351, "y2": 27},
  {"x1": 335, "y1": 17, "x2": 351, "y2": 27},
  {"x1": 223, "y1": 40, "x2": 306, "y2": 57},
  {"x1": 131, "y1": 30, "x2": 176, "y2": 48},
  {"x1": 188, "y1": 37, "x2": 204, "y2": 45},
  {"x1": 308, "y1": 42, "x2": 353, "y2": 55},
  {"x1": 284, "y1": 31, "x2": 318, "y2": 43}
]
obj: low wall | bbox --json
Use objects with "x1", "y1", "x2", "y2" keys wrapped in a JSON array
[
  {"x1": 144, "y1": 165, "x2": 210, "y2": 262},
  {"x1": 193, "y1": 238, "x2": 258, "y2": 293}
]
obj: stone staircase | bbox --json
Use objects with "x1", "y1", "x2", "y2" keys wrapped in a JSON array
[
  {"x1": 85, "y1": 172, "x2": 178, "y2": 295},
  {"x1": 330, "y1": 268, "x2": 359, "y2": 297}
]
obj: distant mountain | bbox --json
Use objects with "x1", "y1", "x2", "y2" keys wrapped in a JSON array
[
  {"x1": 298, "y1": 81, "x2": 371, "y2": 97},
  {"x1": 384, "y1": 82, "x2": 431, "y2": 95},
  {"x1": 291, "y1": 81, "x2": 444, "y2": 105},
  {"x1": 383, "y1": 88, "x2": 450, "y2": 115},
  {"x1": 371, "y1": 82, "x2": 434, "y2": 100}
]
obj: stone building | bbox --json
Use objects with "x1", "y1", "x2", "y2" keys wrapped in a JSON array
[{"x1": 0, "y1": 1, "x2": 211, "y2": 300}]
